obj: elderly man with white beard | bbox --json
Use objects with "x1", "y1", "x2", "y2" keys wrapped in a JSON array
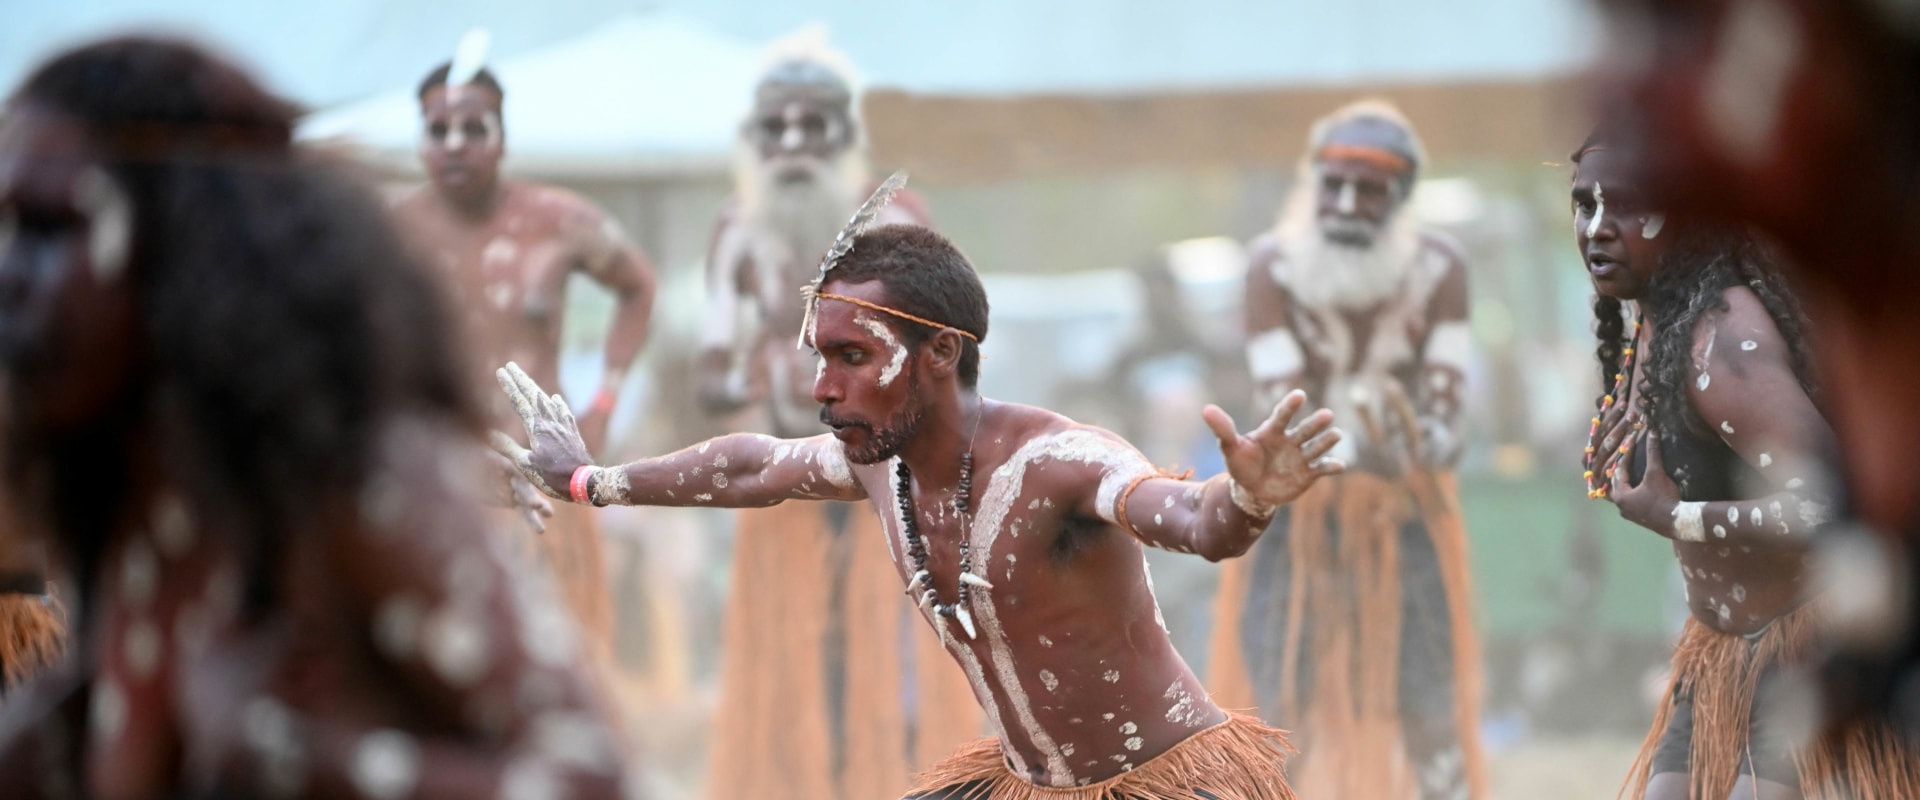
[
  {"x1": 691, "y1": 27, "x2": 979, "y2": 800},
  {"x1": 1206, "y1": 100, "x2": 1488, "y2": 800}
]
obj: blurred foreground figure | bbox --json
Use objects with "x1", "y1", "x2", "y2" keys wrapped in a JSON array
[
  {"x1": 390, "y1": 31, "x2": 658, "y2": 669},
  {"x1": 0, "y1": 37, "x2": 634, "y2": 798},
  {"x1": 693, "y1": 27, "x2": 978, "y2": 799},
  {"x1": 1568, "y1": 126, "x2": 1916, "y2": 799},
  {"x1": 1207, "y1": 100, "x2": 1486, "y2": 800},
  {"x1": 497, "y1": 199, "x2": 1346, "y2": 798},
  {"x1": 1591, "y1": 0, "x2": 1920, "y2": 766}
]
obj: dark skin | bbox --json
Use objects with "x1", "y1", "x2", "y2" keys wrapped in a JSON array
[
  {"x1": 0, "y1": 107, "x2": 632, "y2": 800},
  {"x1": 392, "y1": 84, "x2": 656, "y2": 455},
  {"x1": 1590, "y1": 0, "x2": 1920, "y2": 541},
  {"x1": 1574, "y1": 148, "x2": 1831, "y2": 800},
  {"x1": 498, "y1": 276, "x2": 1345, "y2": 788},
  {"x1": 1315, "y1": 156, "x2": 1403, "y2": 248}
]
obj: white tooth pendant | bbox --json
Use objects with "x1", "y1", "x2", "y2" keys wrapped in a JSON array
[
  {"x1": 955, "y1": 606, "x2": 978, "y2": 639},
  {"x1": 959, "y1": 572, "x2": 994, "y2": 591},
  {"x1": 933, "y1": 613, "x2": 953, "y2": 645},
  {"x1": 909, "y1": 570, "x2": 931, "y2": 592},
  {"x1": 918, "y1": 589, "x2": 938, "y2": 613}
]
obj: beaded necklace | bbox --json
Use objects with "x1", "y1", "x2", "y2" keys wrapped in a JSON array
[
  {"x1": 897, "y1": 400, "x2": 992, "y2": 640},
  {"x1": 1585, "y1": 315, "x2": 1643, "y2": 499}
]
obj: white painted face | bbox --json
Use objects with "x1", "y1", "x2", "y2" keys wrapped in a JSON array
[{"x1": 855, "y1": 314, "x2": 909, "y2": 389}]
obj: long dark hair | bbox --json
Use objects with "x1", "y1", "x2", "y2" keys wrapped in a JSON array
[
  {"x1": 10, "y1": 37, "x2": 480, "y2": 621},
  {"x1": 1589, "y1": 228, "x2": 1816, "y2": 453}
]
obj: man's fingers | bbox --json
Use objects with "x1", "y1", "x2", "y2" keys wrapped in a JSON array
[
  {"x1": 497, "y1": 366, "x2": 536, "y2": 425},
  {"x1": 1301, "y1": 428, "x2": 1344, "y2": 462},
  {"x1": 1201, "y1": 404, "x2": 1241, "y2": 448},
  {"x1": 1284, "y1": 408, "x2": 1335, "y2": 442},
  {"x1": 1312, "y1": 458, "x2": 1347, "y2": 477},
  {"x1": 489, "y1": 430, "x2": 531, "y2": 464},
  {"x1": 1257, "y1": 390, "x2": 1307, "y2": 437}
]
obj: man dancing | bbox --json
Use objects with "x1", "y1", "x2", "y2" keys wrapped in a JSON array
[
  {"x1": 693, "y1": 28, "x2": 973, "y2": 799},
  {"x1": 1207, "y1": 100, "x2": 1486, "y2": 800},
  {"x1": 390, "y1": 31, "x2": 657, "y2": 662},
  {"x1": 496, "y1": 179, "x2": 1344, "y2": 799}
]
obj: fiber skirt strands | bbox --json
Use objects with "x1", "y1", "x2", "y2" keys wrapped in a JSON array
[
  {"x1": 706, "y1": 500, "x2": 983, "y2": 799},
  {"x1": 907, "y1": 712, "x2": 1296, "y2": 800},
  {"x1": 1207, "y1": 470, "x2": 1487, "y2": 799},
  {"x1": 1623, "y1": 601, "x2": 1920, "y2": 800}
]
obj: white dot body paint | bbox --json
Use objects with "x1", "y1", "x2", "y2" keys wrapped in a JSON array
[
  {"x1": 1701, "y1": 0, "x2": 1805, "y2": 167},
  {"x1": 1729, "y1": 506, "x2": 1740, "y2": 525},
  {"x1": 120, "y1": 540, "x2": 158, "y2": 608},
  {"x1": 1038, "y1": 634, "x2": 1052, "y2": 647},
  {"x1": 1119, "y1": 721, "x2": 1137, "y2": 734},
  {"x1": 1786, "y1": 478, "x2": 1805, "y2": 490},
  {"x1": 1721, "y1": 421, "x2": 1736, "y2": 435},
  {"x1": 1742, "y1": 340, "x2": 1758, "y2": 351},
  {"x1": 1125, "y1": 737, "x2": 1144, "y2": 751},
  {"x1": 1759, "y1": 453, "x2": 1773, "y2": 468},
  {"x1": 124, "y1": 620, "x2": 164, "y2": 678},
  {"x1": 1039, "y1": 670, "x2": 1059, "y2": 692},
  {"x1": 856, "y1": 316, "x2": 910, "y2": 389},
  {"x1": 1731, "y1": 584, "x2": 1748, "y2": 603},
  {"x1": 351, "y1": 730, "x2": 422, "y2": 800},
  {"x1": 1672, "y1": 502, "x2": 1708, "y2": 543},
  {"x1": 1103, "y1": 670, "x2": 1120, "y2": 683},
  {"x1": 1752, "y1": 507, "x2": 1764, "y2": 527},
  {"x1": 1640, "y1": 213, "x2": 1666, "y2": 240},
  {"x1": 1714, "y1": 525, "x2": 1728, "y2": 539},
  {"x1": 422, "y1": 606, "x2": 490, "y2": 687},
  {"x1": 1698, "y1": 373, "x2": 1712, "y2": 391},
  {"x1": 1586, "y1": 182, "x2": 1607, "y2": 239},
  {"x1": 91, "y1": 678, "x2": 128, "y2": 742}
]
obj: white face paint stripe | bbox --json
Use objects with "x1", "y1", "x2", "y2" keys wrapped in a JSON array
[
  {"x1": 856, "y1": 316, "x2": 909, "y2": 388},
  {"x1": 1336, "y1": 179, "x2": 1357, "y2": 214},
  {"x1": 74, "y1": 167, "x2": 132, "y2": 282},
  {"x1": 1641, "y1": 213, "x2": 1666, "y2": 239},
  {"x1": 1422, "y1": 321, "x2": 1472, "y2": 373},
  {"x1": 1586, "y1": 182, "x2": 1606, "y2": 239},
  {"x1": 1246, "y1": 328, "x2": 1304, "y2": 382}
]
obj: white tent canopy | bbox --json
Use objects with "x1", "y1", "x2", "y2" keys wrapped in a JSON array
[{"x1": 298, "y1": 13, "x2": 762, "y2": 178}]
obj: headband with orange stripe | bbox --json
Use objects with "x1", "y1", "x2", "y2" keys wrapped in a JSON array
[
  {"x1": 815, "y1": 292, "x2": 981, "y2": 342},
  {"x1": 1315, "y1": 143, "x2": 1414, "y2": 173}
]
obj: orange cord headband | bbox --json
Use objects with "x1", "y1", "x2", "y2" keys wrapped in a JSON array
[
  {"x1": 815, "y1": 292, "x2": 980, "y2": 342},
  {"x1": 1316, "y1": 143, "x2": 1413, "y2": 173}
]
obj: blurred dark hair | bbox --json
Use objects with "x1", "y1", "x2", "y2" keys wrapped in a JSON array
[
  {"x1": 416, "y1": 62, "x2": 506, "y2": 105},
  {"x1": 824, "y1": 225, "x2": 990, "y2": 388},
  {"x1": 10, "y1": 36, "x2": 480, "y2": 621}
]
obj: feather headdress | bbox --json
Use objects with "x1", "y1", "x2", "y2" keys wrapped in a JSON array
[
  {"x1": 796, "y1": 170, "x2": 909, "y2": 348},
  {"x1": 447, "y1": 28, "x2": 493, "y2": 88}
]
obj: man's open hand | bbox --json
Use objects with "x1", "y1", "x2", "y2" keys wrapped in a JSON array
[
  {"x1": 1203, "y1": 389, "x2": 1346, "y2": 510},
  {"x1": 491, "y1": 362, "x2": 593, "y2": 500}
]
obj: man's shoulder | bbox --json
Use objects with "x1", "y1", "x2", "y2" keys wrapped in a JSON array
[
  {"x1": 991, "y1": 405, "x2": 1143, "y2": 470},
  {"x1": 513, "y1": 182, "x2": 607, "y2": 225},
  {"x1": 1416, "y1": 228, "x2": 1470, "y2": 272}
]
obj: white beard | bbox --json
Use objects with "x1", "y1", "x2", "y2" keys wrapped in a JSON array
[
  {"x1": 734, "y1": 143, "x2": 869, "y2": 279},
  {"x1": 1271, "y1": 177, "x2": 1420, "y2": 311}
]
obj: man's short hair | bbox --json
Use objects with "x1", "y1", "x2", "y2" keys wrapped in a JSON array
[
  {"x1": 416, "y1": 62, "x2": 505, "y2": 105},
  {"x1": 825, "y1": 226, "x2": 989, "y2": 388}
]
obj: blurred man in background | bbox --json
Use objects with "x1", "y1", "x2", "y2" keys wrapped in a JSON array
[
  {"x1": 692, "y1": 26, "x2": 980, "y2": 799},
  {"x1": 1208, "y1": 100, "x2": 1487, "y2": 800},
  {"x1": 0, "y1": 36, "x2": 635, "y2": 798},
  {"x1": 391, "y1": 31, "x2": 657, "y2": 671},
  {"x1": 1589, "y1": 0, "x2": 1920, "y2": 749}
]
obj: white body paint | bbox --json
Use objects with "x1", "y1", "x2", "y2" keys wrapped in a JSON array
[
  {"x1": 856, "y1": 316, "x2": 910, "y2": 388},
  {"x1": 1422, "y1": 320, "x2": 1473, "y2": 374},
  {"x1": 1640, "y1": 213, "x2": 1666, "y2": 240},
  {"x1": 1672, "y1": 501, "x2": 1708, "y2": 542},
  {"x1": 75, "y1": 168, "x2": 132, "y2": 282},
  {"x1": 1245, "y1": 328, "x2": 1304, "y2": 382}
]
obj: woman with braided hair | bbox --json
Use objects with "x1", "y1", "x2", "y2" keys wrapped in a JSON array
[{"x1": 1571, "y1": 132, "x2": 1918, "y2": 799}]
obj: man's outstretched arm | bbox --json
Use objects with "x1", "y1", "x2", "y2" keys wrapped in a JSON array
[
  {"x1": 1104, "y1": 390, "x2": 1344, "y2": 561},
  {"x1": 490, "y1": 362, "x2": 865, "y2": 508}
]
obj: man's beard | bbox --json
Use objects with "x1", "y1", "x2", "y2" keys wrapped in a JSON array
[
  {"x1": 819, "y1": 368, "x2": 926, "y2": 465},
  {"x1": 1273, "y1": 178, "x2": 1419, "y2": 310},
  {"x1": 737, "y1": 148, "x2": 864, "y2": 271}
]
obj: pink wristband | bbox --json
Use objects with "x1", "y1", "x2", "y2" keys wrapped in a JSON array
[{"x1": 569, "y1": 466, "x2": 595, "y2": 505}]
